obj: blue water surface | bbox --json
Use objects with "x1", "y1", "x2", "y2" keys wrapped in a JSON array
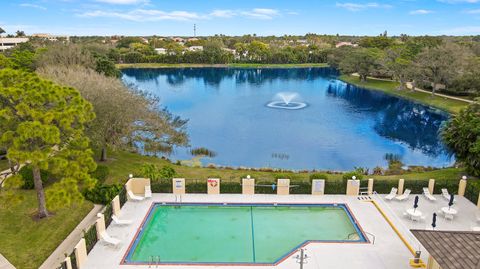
[{"x1": 122, "y1": 67, "x2": 453, "y2": 171}]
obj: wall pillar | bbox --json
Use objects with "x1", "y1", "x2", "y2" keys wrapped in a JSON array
[
  {"x1": 311, "y1": 179, "x2": 325, "y2": 195},
  {"x1": 367, "y1": 178, "x2": 374, "y2": 195},
  {"x1": 207, "y1": 178, "x2": 220, "y2": 194},
  {"x1": 242, "y1": 177, "x2": 255, "y2": 195},
  {"x1": 74, "y1": 238, "x2": 87, "y2": 269},
  {"x1": 172, "y1": 178, "x2": 185, "y2": 195},
  {"x1": 111, "y1": 195, "x2": 121, "y2": 217},
  {"x1": 95, "y1": 214, "x2": 106, "y2": 241},
  {"x1": 64, "y1": 256, "x2": 72, "y2": 269},
  {"x1": 398, "y1": 178, "x2": 405, "y2": 195},
  {"x1": 458, "y1": 177, "x2": 467, "y2": 197},
  {"x1": 277, "y1": 179, "x2": 290, "y2": 195},
  {"x1": 346, "y1": 179, "x2": 360, "y2": 196},
  {"x1": 477, "y1": 192, "x2": 480, "y2": 208},
  {"x1": 428, "y1": 179, "x2": 435, "y2": 194}
]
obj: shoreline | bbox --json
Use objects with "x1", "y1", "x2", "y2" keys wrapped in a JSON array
[{"x1": 117, "y1": 63, "x2": 329, "y2": 69}]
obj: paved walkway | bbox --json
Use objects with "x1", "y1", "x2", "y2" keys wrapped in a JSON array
[
  {"x1": 39, "y1": 204, "x2": 104, "y2": 269},
  {"x1": 0, "y1": 254, "x2": 15, "y2": 269},
  {"x1": 350, "y1": 73, "x2": 475, "y2": 104}
]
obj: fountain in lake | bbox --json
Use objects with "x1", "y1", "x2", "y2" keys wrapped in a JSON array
[{"x1": 267, "y1": 92, "x2": 307, "y2": 110}]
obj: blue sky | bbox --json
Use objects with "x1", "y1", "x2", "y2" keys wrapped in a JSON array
[{"x1": 2, "y1": 0, "x2": 480, "y2": 36}]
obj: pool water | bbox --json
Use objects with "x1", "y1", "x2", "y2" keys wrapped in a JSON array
[
  {"x1": 125, "y1": 203, "x2": 366, "y2": 264},
  {"x1": 122, "y1": 67, "x2": 453, "y2": 170}
]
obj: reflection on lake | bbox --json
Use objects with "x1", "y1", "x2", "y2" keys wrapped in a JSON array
[{"x1": 122, "y1": 67, "x2": 453, "y2": 170}]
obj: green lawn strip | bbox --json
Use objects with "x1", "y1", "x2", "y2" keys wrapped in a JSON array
[
  {"x1": 0, "y1": 159, "x2": 9, "y2": 171},
  {"x1": 103, "y1": 150, "x2": 466, "y2": 184},
  {"x1": 117, "y1": 63, "x2": 329, "y2": 69},
  {"x1": 0, "y1": 191, "x2": 93, "y2": 269},
  {"x1": 339, "y1": 75, "x2": 468, "y2": 114}
]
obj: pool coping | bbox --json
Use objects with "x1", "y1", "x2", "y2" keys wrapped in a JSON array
[{"x1": 121, "y1": 202, "x2": 370, "y2": 266}]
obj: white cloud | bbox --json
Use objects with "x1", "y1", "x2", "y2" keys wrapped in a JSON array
[
  {"x1": 409, "y1": 9, "x2": 434, "y2": 15},
  {"x1": 241, "y1": 8, "x2": 279, "y2": 19},
  {"x1": 441, "y1": 25, "x2": 480, "y2": 34},
  {"x1": 94, "y1": 0, "x2": 148, "y2": 4},
  {"x1": 438, "y1": 0, "x2": 480, "y2": 3},
  {"x1": 79, "y1": 9, "x2": 203, "y2": 21},
  {"x1": 19, "y1": 3, "x2": 47, "y2": 10},
  {"x1": 465, "y1": 9, "x2": 480, "y2": 13},
  {"x1": 336, "y1": 2, "x2": 392, "y2": 12},
  {"x1": 210, "y1": 9, "x2": 236, "y2": 18},
  {"x1": 79, "y1": 8, "x2": 284, "y2": 21}
]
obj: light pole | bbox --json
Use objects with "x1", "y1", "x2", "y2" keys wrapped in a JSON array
[{"x1": 295, "y1": 248, "x2": 309, "y2": 269}]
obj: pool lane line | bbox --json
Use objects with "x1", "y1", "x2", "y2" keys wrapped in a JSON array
[{"x1": 250, "y1": 206, "x2": 256, "y2": 263}]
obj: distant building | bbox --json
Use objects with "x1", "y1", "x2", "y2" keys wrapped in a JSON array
[
  {"x1": 335, "y1": 42, "x2": 358, "y2": 48},
  {"x1": 172, "y1": 37, "x2": 185, "y2": 43},
  {"x1": 0, "y1": 37, "x2": 29, "y2": 51},
  {"x1": 187, "y1": 37, "x2": 199, "y2": 42},
  {"x1": 155, "y1": 48, "x2": 167, "y2": 55},
  {"x1": 188, "y1": 46, "x2": 203, "y2": 52},
  {"x1": 31, "y1": 33, "x2": 70, "y2": 42}
]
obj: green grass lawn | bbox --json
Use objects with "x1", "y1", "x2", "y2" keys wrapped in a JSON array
[
  {"x1": 0, "y1": 191, "x2": 93, "y2": 269},
  {"x1": 103, "y1": 150, "x2": 467, "y2": 184},
  {"x1": 0, "y1": 159, "x2": 9, "y2": 171},
  {"x1": 117, "y1": 63, "x2": 329, "y2": 69},
  {"x1": 339, "y1": 75, "x2": 468, "y2": 114}
]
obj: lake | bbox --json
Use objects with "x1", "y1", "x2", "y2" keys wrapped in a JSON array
[{"x1": 122, "y1": 67, "x2": 453, "y2": 171}]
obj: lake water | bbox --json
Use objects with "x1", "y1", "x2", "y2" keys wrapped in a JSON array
[{"x1": 122, "y1": 67, "x2": 453, "y2": 171}]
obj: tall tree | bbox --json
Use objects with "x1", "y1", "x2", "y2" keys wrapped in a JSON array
[
  {"x1": 38, "y1": 65, "x2": 189, "y2": 162},
  {"x1": 0, "y1": 27, "x2": 5, "y2": 35},
  {"x1": 15, "y1": 30, "x2": 25, "y2": 37},
  {"x1": 414, "y1": 43, "x2": 471, "y2": 95},
  {"x1": 0, "y1": 69, "x2": 96, "y2": 218},
  {"x1": 339, "y1": 48, "x2": 382, "y2": 81},
  {"x1": 383, "y1": 46, "x2": 414, "y2": 90},
  {"x1": 442, "y1": 104, "x2": 480, "y2": 176}
]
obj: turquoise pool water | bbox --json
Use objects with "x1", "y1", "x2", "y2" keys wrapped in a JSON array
[{"x1": 124, "y1": 203, "x2": 366, "y2": 264}]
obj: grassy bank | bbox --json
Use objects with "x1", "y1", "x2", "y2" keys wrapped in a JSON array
[
  {"x1": 103, "y1": 150, "x2": 466, "y2": 184},
  {"x1": 339, "y1": 75, "x2": 468, "y2": 114},
  {"x1": 117, "y1": 63, "x2": 329, "y2": 69},
  {"x1": 0, "y1": 191, "x2": 93, "y2": 269}
]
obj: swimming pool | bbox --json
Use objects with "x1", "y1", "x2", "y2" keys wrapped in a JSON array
[{"x1": 123, "y1": 203, "x2": 367, "y2": 265}]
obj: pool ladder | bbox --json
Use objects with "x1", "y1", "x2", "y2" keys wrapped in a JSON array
[
  {"x1": 149, "y1": 255, "x2": 161, "y2": 268},
  {"x1": 175, "y1": 194, "x2": 182, "y2": 203}
]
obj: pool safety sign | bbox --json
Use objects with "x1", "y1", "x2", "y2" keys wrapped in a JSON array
[
  {"x1": 173, "y1": 178, "x2": 186, "y2": 194},
  {"x1": 207, "y1": 178, "x2": 220, "y2": 194}
]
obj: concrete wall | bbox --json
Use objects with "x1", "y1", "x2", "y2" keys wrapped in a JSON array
[
  {"x1": 172, "y1": 178, "x2": 185, "y2": 195},
  {"x1": 74, "y1": 238, "x2": 87, "y2": 269},
  {"x1": 311, "y1": 179, "x2": 325, "y2": 195},
  {"x1": 125, "y1": 178, "x2": 150, "y2": 196},
  {"x1": 277, "y1": 179, "x2": 290, "y2": 195},
  {"x1": 207, "y1": 178, "x2": 220, "y2": 194},
  {"x1": 242, "y1": 178, "x2": 255, "y2": 195}
]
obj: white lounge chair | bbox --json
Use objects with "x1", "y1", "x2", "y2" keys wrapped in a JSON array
[
  {"x1": 128, "y1": 190, "x2": 144, "y2": 201},
  {"x1": 112, "y1": 215, "x2": 132, "y2": 225},
  {"x1": 145, "y1": 185, "x2": 152, "y2": 199},
  {"x1": 423, "y1": 188, "x2": 436, "y2": 201},
  {"x1": 99, "y1": 231, "x2": 120, "y2": 246},
  {"x1": 441, "y1": 188, "x2": 449, "y2": 200},
  {"x1": 395, "y1": 189, "x2": 411, "y2": 201},
  {"x1": 385, "y1": 187, "x2": 398, "y2": 201}
]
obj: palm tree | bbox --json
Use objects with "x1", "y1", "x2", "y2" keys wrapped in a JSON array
[{"x1": 0, "y1": 27, "x2": 5, "y2": 35}]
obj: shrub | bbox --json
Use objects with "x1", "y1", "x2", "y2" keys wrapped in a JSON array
[
  {"x1": 189, "y1": 147, "x2": 217, "y2": 157},
  {"x1": 83, "y1": 184, "x2": 122, "y2": 205},
  {"x1": 158, "y1": 165, "x2": 176, "y2": 179},
  {"x1": 309, "y1": 173, "x2": 329, "y2": 180},
  {"x1": 90, "y1": 165, "x2": 110, "y2": 183},
  {"x1": 19, "y1": 166, "x2": 51, "y2": 189},
  {"x1": 342, "y1": 172, "x2": 364, "y2": 181}
]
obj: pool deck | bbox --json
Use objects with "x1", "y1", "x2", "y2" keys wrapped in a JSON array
[{"x1": 83, "y1": 193, "x2": 480, "y2": 269}]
